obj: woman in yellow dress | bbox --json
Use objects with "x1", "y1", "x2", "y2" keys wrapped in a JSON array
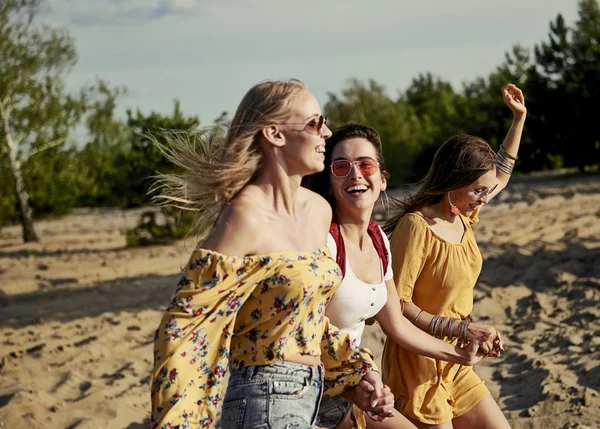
[
  {"x1": 150, "y1": 79, "x2": 393, "y2": 428},
  {"x1": 382, "y1": 84, "x2": 527, "y2": 429}
]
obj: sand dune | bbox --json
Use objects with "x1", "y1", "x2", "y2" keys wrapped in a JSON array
[{"x1": 1, "y1": 173, "x2": 599, "y2": 429}]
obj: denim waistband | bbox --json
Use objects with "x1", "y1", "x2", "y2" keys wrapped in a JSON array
[{"x1": 231, "y1": 361, "x2": 323, "y2": 384}]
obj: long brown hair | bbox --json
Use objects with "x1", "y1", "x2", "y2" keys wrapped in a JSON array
[
  {"x1": 382, "y1": 134, "x2": 496, "y2": 236},
  {"x1": 302, "y1": 122, "x2": 390, "y2": 210},
  {"x1": 151, "y1": 79, "x2": 306, "y2": 231}
]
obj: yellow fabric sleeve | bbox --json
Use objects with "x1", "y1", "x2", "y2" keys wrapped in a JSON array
[
  {"x1": 151, "y1": 251, "x2": 269, "y2": 429},
  {"x1": 389, "y1": 214, "x2": 429, "y2": 302},
  {"x1": 320, "y1": 317, "x2": 378, "y2": 397}
]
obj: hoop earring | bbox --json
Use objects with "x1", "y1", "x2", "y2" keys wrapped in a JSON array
[
  {"x1": 448, "y1": 192, "x2": 461, "y2": 216},
  {"x1": 380, "y1": 190, "x2": 390, "y2": 214}
]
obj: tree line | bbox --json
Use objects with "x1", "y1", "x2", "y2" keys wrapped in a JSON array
[{"x1": 1, "y1": 0, "x2": 599, "y2": 241}]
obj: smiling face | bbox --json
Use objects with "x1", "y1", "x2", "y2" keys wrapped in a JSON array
[
  {"x1": 279, "y1": 90, "x2": 332, "y2": 176},
  {"x1": 451, "y1": 167, "x2": 497, "y2": 217},
  {"x1": 329, "y1": 137, "x2": 387, "y2": 217}
]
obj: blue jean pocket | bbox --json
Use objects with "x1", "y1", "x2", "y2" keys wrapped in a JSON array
[
  {"x1": 223, "y1": 364, "x2": 322, "y2": 428},
  {"x1": 221, "y1": 397, "x2": 247, "y2": 429},
  {"x1": 317, "y1": 396, "x2": 352, "y2": 428}
]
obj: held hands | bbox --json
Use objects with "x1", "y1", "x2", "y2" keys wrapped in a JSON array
[
  {"x1": 488, "y1": 331, "x2": 504, "y2": 357},
  {"x1": 345, "y1": 371, "x2": 395, "y2": 421},
  {"x1": 467, "y1": 323, "x2": 504, "y2": 358},
  {"x1": 502, "y1": 83, "x2": 527, "y2": 118},
  {"x1": 459, "y1": 339, "x2": 485, "y2": 366}
]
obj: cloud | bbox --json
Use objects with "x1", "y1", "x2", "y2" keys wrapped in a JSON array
[
  {"x1": 47, "y1": 0, "x2": 579, "y2": 125},
  {"x1": 44, "y1": 0, "x2": 205, "y2": 26}
]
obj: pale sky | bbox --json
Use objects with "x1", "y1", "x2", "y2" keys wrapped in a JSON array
[{"x1": 43, "y1": 0, "x2": 580, "y2": 124}]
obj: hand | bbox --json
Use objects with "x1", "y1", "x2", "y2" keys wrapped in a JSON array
[
  {"x1": 466, "y1": 323, "x2": 496, "y2": 355},
  {"x1": 349, "y1": 372, "x2": 394, "y2": 421},
  {"x1": 502, "y1": 83, "x2": 527, "y2": 118},
  {"x1": 488, "y1": 331, "x2": 505, "y2": 357},
  {"x1": 458, "y1": 337, "x2": 485, "y2": 366}
]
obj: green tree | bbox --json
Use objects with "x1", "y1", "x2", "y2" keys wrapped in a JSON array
[
  {"x1": 532, "y1": 0, "x2": 600, "y2": 170},
  {"x1": 404, "y1": 73, "x2": 458, "y2": 136},
  {"x1": 23, "y1": 144, "x2": 81, "y2": 217},
  {"x1": 76, "y1": 80, "x2": 130, "y2": 206},
  {"x1": 0, "y1": 156, "x2": 18, "y2": 228},
  {"x1": 402, "y1": 73, "x2": 461, "y2": 179},
  {"x1": 111, "y1": 100, "x2": 200, "y2": 207},
  {"x1": 459, "y1": 45, "x2": 531, "y2": 145},
  {"x1": 325, "y1": 79, "x2": 423, "y2": 184},
  {"x1": 0, "y1": 0, "x2": 85, "y2": 241}
]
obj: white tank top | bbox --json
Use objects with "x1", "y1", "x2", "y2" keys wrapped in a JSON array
[{"x1": 325, "y1": 226, "x2": 393, "y2": 346}]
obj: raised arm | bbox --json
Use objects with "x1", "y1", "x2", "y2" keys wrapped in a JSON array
[{"x1": 491, "y1": 83, "x2": 527, "y2": 199}]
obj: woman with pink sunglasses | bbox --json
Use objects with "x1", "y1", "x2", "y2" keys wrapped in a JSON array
[{"x1": 303, "y1": 123, "x2": 492, "y2": 429}]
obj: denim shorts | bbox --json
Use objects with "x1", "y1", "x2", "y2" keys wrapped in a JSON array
[
  {"x1": 316, "y1": 395, "x2": 352, "y2": 428},
  {"x1": 221, "y1": 361, "x2": 324, "y2": 429}
]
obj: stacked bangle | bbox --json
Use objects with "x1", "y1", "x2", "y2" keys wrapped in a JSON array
[
  {"x1": 500, "y1": 144, "x2": 518, "y2": 160},
  {"x1": 447, "y1": 318, "x2": 456, "y2": 339},
  {"x1": 437, "y1": 318, "x2": 446, "y2": 338},
  {"x1": 453, "y1": 318, "x2": 472, "y2": 382},
  {"x1": 429, "y1": 315, "x2": 442, "y2": 338},
  {"x1": 457, "y1": 319, "x2": 471, "y2": 345},
  {"x1": 429, "y1": 315, "x2": 470, "y2": 342},
  {"x1": 497, "y1": 144, "x2": 517, "y2": 175}
]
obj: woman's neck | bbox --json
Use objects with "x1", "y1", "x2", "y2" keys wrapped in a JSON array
[
  {"x1": 425, "y1": 197, "x2": 460, "y2": 223},
  {"x1": 336, "y1": 208, "x2": 372, "y2": 250},
  {"x1": 253, "y1": 167, "x2": 303, "y2": 217}
]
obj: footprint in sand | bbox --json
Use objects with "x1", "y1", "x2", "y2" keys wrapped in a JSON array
[{"x1": 51, "y1": 371, "x2": 94, "y2": 403}]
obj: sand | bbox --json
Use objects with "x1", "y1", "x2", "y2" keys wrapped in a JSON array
[{"x1": 1, "y1": 173, "x2": 599, "y2": 429}]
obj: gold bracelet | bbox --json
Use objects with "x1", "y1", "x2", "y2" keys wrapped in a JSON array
[
  {"x1": 413, "y1": 310, "x2": 423, "y2": 325},
  {"x1": 500, "y1": 144, "x2": 518, "y2": 161}
]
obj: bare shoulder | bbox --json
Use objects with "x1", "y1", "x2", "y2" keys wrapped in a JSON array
[
  {"x1": 414, "y1": 208, "x2": 435, "y2": 226},
  {"x1": 298, "y1": 187, "x2": 332, "y2": 226},
  {"x1": 297, "y1": 188, "x2": 332, "y2": 246},
  {"x1": 299, "y1": 187, "x2": 331, "y2": 213},
  {"x1": 202, "y1": 198, "x2": 263, "y2": 255}
]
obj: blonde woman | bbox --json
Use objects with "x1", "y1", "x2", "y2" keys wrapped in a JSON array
[{"x1": 150, "y1": 80, "x2": 393, "y2": 428}]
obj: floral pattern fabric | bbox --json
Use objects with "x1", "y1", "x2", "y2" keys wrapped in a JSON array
[{"x1": 151, "y1": 247, "x2": 376, "y2": 428}]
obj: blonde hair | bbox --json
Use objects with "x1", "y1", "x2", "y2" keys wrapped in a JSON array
[{"x1": 151, "y1": 79, "x2": 307, "y2": 231}]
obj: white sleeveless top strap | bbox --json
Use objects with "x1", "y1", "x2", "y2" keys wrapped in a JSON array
[{"x1": 325, "y1": 226, "x2": 392, "y2": 346}]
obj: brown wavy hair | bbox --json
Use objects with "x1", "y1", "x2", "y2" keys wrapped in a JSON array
[{"x1": 382, "y1": 134, "x2": 496, "y2": 236}]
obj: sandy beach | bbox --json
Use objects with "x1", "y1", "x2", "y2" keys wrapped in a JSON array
[{"x1": 1, "y1": 173, "x2": 599, "y2": 429}]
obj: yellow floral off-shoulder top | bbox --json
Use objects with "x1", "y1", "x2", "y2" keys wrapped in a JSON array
[{"x1": 151, "y1": 247, "x2": 377, "y2": 428}]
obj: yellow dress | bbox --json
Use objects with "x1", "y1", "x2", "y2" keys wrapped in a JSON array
[
  {"x1": 382, "y1": 211, "x2": 490, "y2": 424},
  {"x1": 151, "y1": 247, "x2": 377, "y2": 428}
]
